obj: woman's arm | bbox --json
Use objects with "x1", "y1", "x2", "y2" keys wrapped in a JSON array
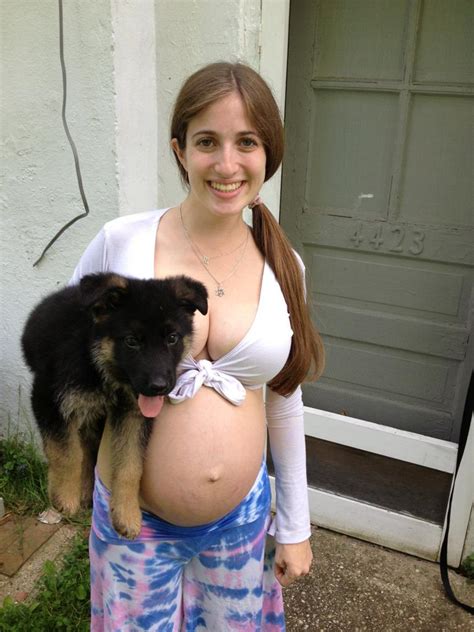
[
  {"x1": 266, "y1": 385, "x2": 313, "y2": 586},
  {"x1": 69, "y1": 227, "x2": 108, "y2": 285}
]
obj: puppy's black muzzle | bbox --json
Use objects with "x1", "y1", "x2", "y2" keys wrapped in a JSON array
[{"x1": 144, "y1": 377, "x2": 173, "y2": 397}]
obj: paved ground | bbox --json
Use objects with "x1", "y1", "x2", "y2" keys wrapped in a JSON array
[
  {"x1": 1, "y1": 521, "x2": 473, "y2": 630},
  {"x1": 285, "y1": 526, "x2": 474, "y2": 631},
  {"x1": 0, "y1": 520, "x2": 78, "y2": 603}
]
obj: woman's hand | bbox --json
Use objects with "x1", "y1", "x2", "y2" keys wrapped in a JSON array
[{"x1": 274, "y1": 538, "x2": 313, "y2": 587}]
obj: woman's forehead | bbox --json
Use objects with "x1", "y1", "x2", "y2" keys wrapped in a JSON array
[{"x1": 187, "y1": 93, "x2": 257, "y2": 135}]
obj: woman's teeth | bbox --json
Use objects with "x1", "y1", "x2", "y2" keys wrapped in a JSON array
[{"x1": 210, "y1": 181, "x2": 242, "y2": 192}]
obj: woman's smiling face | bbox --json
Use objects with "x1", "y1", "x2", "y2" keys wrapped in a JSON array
[{"x1": 172, "y1": 92, "x2": 266, "y2": 218}]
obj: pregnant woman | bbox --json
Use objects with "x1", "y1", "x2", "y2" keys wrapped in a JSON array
[{"x1": 71, "y1": 61, "x2": 324, "y2": 631}]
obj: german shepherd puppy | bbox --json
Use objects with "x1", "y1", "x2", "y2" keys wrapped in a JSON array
[{"x1": 21, "y1": 273, "x2": 207, "y2": 539}]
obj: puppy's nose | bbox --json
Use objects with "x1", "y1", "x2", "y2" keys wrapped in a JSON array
[{"x1": 147, "y1": 378, "x2": 170, "y2": 396}]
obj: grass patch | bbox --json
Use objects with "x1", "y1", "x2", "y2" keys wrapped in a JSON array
[
  {"x1": 0, "y1": 435, "x2": 90, "y2": 526},
  {"x1": 0, "y1": 435, "x2": 48, "y2": 515},
  {"x1": 460, "y1": 552, "x2": 474, "y2": 581},
  {"x1": 0, "y1": 531, "x2": 90, "y2": 631},
  {"x1": 0, "y1": 435, "x2": 91, "y2": 629}
]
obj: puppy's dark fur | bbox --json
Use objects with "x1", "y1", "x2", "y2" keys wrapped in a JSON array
[{"x1": 21, "y1": 273, "x2": 207, "y2": 539}]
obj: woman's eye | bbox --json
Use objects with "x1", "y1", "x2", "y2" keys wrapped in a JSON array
[
  {"x1": 124, "y1": 335, "x2": 140, "y2": 349},
  {"x1": 167, "y1": 333, "x2": 179, "y2": 346},
  {"x1": 197, "y1": 138, "x2": 214, "y2": 148},
  {"x1": 240, "y1": 137, "x2": 258, "y2": 148}
]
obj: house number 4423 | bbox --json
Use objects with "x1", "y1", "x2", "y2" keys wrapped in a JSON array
[{"x1": 350, "y1": 223, "x2": 425, "y2": 255}]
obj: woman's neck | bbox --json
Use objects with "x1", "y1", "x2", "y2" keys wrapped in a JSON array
[{"x1": 179, "y1": 200, "x2": 248, "y2": 252}]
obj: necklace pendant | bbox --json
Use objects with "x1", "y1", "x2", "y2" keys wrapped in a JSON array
[
  {"x1": 202, "y1": 255, "x2": 209, "y2": 266},
  {"x1": 215, "y1": 286, "x2": 225, "y2": 297}
]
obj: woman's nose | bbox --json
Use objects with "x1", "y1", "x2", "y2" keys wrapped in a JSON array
[{"x1": 214, "y1": 145, "x2": 238, "y2": 176}]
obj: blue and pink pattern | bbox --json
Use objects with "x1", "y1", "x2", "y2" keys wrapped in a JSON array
[{"x1": 89, "y1": 462, "x2": 285, "y2": 631}]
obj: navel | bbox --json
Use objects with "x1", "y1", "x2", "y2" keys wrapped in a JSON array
[{"x1": 207, "y1": 467, "x2": 222, "y2": 483}]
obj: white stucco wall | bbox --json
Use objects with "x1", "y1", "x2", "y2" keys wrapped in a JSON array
[
  {"x1": 1, "y1": 0, "x2": 117, "y2": 436},
  {"x1": 0, "y1": 0, "x2": 289, "y2": 437}
]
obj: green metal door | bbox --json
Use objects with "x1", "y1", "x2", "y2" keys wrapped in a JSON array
[{"x1": 281, "y1": 0, "x2": 473, "y2": 441}]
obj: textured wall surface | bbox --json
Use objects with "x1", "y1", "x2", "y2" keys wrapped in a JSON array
[
  {"x1": 0, "y1": 1, "x2": 117, "y2": 435},
  {"x1": 0, "y1": 0, "x2": 266, "y2": 436}
]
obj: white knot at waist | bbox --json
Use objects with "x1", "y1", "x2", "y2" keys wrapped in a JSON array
[{"x1": 168, "y1": 358, "x2": 246, "y2": 406}]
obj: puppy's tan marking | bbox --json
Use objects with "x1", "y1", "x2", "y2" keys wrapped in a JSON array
[
  {"x1": 58, "y1": 389, "x2": 107, "y2": 423},
  {"x1": 182, "y1": 333, "x2": 193, "y2": 358},
  {"x1": 57, "y1": 389, "x2": 107, "y2": 507},
  {"x1": 91, "y1": 338, "x2": 123, "y2": 390},
  {"x1": 44, "y1": 420, "x2": 83, "y2": 515},
  {"x1": 92, "y1": 337, "x2": 115, "y2": 366},
  {"x1": 109, "y1": 411, "x2": 146, "y2": 539},
  {"x1": 106, "y1": 274, "x2": 128, "y2": 290}
]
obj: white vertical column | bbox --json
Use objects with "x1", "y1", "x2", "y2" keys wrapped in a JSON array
[
  {"x1": 259, "y1": 0, "x2": 291, "y2": 221},
  {"x1": 445, "y1": 414, "x2": 474, "y2": 566},
  {"x1": 111, "y1": 0, "x2": 158, "y2": 215}
]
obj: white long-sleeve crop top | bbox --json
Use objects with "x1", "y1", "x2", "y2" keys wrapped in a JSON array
[{"x1": 70, "y1": 208, "x2": 311, "y2": 543}]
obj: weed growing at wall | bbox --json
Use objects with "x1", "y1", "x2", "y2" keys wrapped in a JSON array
[
  {"x1": 0, "y1": 435, "x2": 48, "y2": 515},
  {"x1": 460, "y1": 552, "x2": 474, "y2": 581}
]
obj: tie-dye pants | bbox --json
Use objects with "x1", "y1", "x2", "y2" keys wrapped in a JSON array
[{"x1": 89, "y1": 460, "x2": 285, "y2": 631}]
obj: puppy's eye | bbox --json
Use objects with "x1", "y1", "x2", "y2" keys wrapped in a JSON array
[
  {"x1": 124, "y1": 335, "x2": 140, "y2": 349},
  {"x1": 167, "y1": 333, "x2": 179, "y2": 346}
]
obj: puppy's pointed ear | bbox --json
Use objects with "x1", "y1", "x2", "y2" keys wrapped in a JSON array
[
  {"x1": 79, "y1": 273, "x2": 129, "y2": 321},
  {"x1": 172, "y1": 276, "x2": 208, "y2": 315}
]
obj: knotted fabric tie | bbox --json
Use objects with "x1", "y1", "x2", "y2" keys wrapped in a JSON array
[{"x1": 168, "y1": 358, "x2": 246, "y2": 406}]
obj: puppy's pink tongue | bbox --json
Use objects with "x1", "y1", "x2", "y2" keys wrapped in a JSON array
[{"x1": 138, "y1": 394, "x2": 164, "y2": 418}]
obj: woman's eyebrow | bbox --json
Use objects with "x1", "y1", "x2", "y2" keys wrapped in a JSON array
[
  {"x1": 191, "y1": 129, "x2": 259, "y2": 138},
  {"x1": 191, "y1": 129, "x2": 215, "y2": 138}
]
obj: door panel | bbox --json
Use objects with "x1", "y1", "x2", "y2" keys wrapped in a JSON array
[
  {"x1": 414, "y1": 0, "x2": 473, "y2": 83},
  {"x1": 307, "y1": 91, "x2": 399, "y2": 219},
  {"x1": 282, "y1": 0, "x2": 473, "y2": 440},
  {"x1": 315, "y1": 0, "x2": 409, "y2": 80},
  {"x1": 401, "y1": 95, "x2": 473, "y2": 225}
]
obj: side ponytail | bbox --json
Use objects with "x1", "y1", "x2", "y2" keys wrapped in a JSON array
[{"x1": 252, "y1": 203, "x2": 325, "y2": 396}]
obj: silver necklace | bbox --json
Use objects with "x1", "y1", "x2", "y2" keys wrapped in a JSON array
[
  {"x1": 180, "y1": 204, "x2": 249, "y2": 297},
  {"x1": 180, "y1": 211, "x2": 248, "y2": 266}
]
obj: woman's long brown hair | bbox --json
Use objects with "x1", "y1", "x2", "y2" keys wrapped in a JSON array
[{"x1": 171, "y1": 62, "x2": 324, "y2": 396}]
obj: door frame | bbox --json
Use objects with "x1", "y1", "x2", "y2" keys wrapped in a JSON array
[
  {"x1": 261, "y1": 0, "x2": 473, "y2": 565},
  {"x1": 268, "y1": 407, "x2": 472, "y2": 565}
]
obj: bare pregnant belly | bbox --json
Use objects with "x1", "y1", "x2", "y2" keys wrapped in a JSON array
[{"x1": 96, "y1": 387, "x2": 266, "y2": 526}]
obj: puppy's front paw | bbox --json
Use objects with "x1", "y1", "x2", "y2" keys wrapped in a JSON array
[
  {"x1": 51, "y1": 490, "x2": 81, "y2": 516},
  {"x1": 110, "y1": 500, "x2": 142, "y2": 540}
]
